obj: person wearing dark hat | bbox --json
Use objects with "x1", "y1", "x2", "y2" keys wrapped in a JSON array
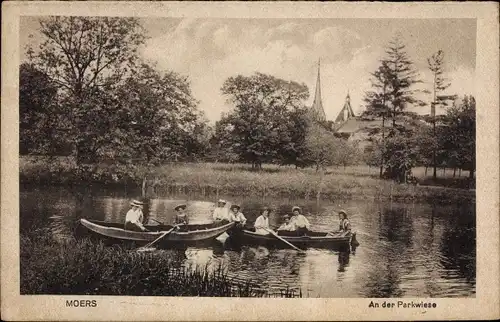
[
  {"x1": 212, "y1": 199, "x2": 231, "y2": 222},
  {"x1": 124, "y1": 199, "x2": 148, "y2": 232},
  {"x1": 254, "y1": 207, "x2": 271, "y2": 235},
  {"x1": 290, "y1": 206, "x2": 310, "y2": 236},
  {"x1": 173, "y1": 204, "x2": 189, "y2": 226},
  {"x1": 338, "y1": 210, "x2": 351, "y2": 233},
  {"x1": 277, "y1": 214, "x2": 296, "y2": 236},
  {"x1": 229, "y1": 204, "x2": 247, "y2": 228}
]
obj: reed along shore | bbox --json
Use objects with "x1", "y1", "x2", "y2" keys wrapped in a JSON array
[
  {"x1": 20, "y1": 157, "x2": 475, "y2": 205},
  {"x1": 20, "y1": 230, "x2": 301, "y2": 297}
]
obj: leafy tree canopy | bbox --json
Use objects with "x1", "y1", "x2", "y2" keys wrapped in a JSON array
[{"x1": 217, "y1": 73, "x2": 309, "y2": 168}]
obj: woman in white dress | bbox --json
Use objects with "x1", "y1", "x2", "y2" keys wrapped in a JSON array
[{"x1": 254, "y1": 207, "x2": 271, "y2": 235}]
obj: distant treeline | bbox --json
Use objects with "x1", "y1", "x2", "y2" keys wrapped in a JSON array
[{"x1": 20, "y1": 17, "x2": 475, "y2": 184}]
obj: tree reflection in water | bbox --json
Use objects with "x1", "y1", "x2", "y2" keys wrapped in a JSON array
[
  {"x1": 439, "y1": 202, "x2": 476, "y2": 283},
  {"x1": 362, "y1": 203, "x2": 414, "y2": 297}
]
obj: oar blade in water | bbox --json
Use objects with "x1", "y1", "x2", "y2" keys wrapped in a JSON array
[
  {"x1": 216, "y1": 232, "x2": 230, "y2": 243},
  {"x1": 136, "y1": 247, "x2": 157, "y2": 252}
]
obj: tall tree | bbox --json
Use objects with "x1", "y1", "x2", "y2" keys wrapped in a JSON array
[
  {"x1": 362, "y1": 35, "x2": 425, "y2": 181},
  {"x1": 441, "y1": 95, "x2": 476, "y2": 180},
  {"x1": 31, "y1": 17, "x2": 146, "y2": 98},
  {"x1": 219, "y1": 73, "x2": 309, "y2": 169},
  {"x1": 28, "y1": 17, "x2": 147, "y2": 163},
  {"x1": 303, "y1": 123, "x2": 338, "y2": 172},
  {"x1": 363, "y1": 61, "x2": 392, "y2": 177},
  {"x1": 19, "y1": 63, "x2": 62, "y2": 155},
  {"x1": 427, "y1": 50, "x2": 452, "y2": 180},
  {"x1": 384, "y1": 35, "x2": 425, "y2": 128},
  {"x1": 333, "y1": 139, "x2": 361, "y2": 170},
  {"x1": 276, "y1": 108, "x2": 310, "y2": 168},
  {"x1": 108, "y1": 63, "x2": 202, "y2": 165}
]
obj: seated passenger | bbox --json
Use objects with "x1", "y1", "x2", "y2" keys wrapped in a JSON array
[
  {"x1": 290, "y1": 206, "x2": 310, "y2": 236},
  {"x1": 212, "y1": 199, "x2": 232, "y2": 223},
  {"x1": 277, "y1": 215, "x2": 296, "y2": 236},
  {"x1": 230, "y1": 204, "x2": 247, "y2": 228},
  {"x1": 124, "y1": 199, "x2": 148, "y2": 232},
  {"x1": 254, "y1": 207, "x2": 271, "y2": 235},
  {"x1": 174, "y1": 204, "x2": 189, "y2": 225}
]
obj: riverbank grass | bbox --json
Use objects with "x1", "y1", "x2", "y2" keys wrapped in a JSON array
[
  {"x1": 20, "y1": 231, "x2": 299, "y2": 297},
  {"x1": 20, "y1": 157, "x2": 474, "y2": 204}
]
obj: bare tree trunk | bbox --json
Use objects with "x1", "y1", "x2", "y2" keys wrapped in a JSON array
[
  {"x1": 425, "y1": 166, "x2": 428, "y2": 177},
  {"x1": 380, "y1": 115, "x2": 385, "y2": 178},
  {"x1": 453, "y1": 168, "x2": 457, "y2": 178},
  {"x1": 433, "y1": 158, "x2": 437, "y2": 179},
  {"x1": 469, "y1": 154, "x2": 475, "y2": 180},
  {"x1": 432, "y1": 76, "x2": 438, "y2": 181},
  {"x1": 468, "y1": 166, "x2": 474, "y2": 179},
  {"x1": 432, "y1": 123, "x2": 437, "y2": 181},
  {"x1": 459, "y1": 168, "x2": 462, "y2": 177},
  {"x1": 142, "y1": 176, "x2": 147, "y2": 198},
  {"x1": 443, "y1": 167, "x2": 446, "y2": 176}
]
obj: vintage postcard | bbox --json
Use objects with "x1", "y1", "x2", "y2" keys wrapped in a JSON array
[{"x1": 1, "y1": 1, "x2": 499, "y2": 321}]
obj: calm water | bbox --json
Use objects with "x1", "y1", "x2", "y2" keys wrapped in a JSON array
[{"x1": 20, "y1": 185, "x2": 476, "y2": 298}]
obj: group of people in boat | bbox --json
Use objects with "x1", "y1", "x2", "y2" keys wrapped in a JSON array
[
  {"x1": 124, "y1": 199, "x2": 190, "y2": 232},
  {"x1": 123, "y1": 198, "x2": 351, "y2": 236},
  {"x1": 212, "y1": 199, "x2": 247, "y2": 227}
]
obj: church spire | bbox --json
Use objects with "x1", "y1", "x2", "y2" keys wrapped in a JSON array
[
  {"x1": 310, "y1": 59, "x2": 326, "y2": 122},
  {"x1": 334, "y1": 90, "x2": 355, "y2": 124}
]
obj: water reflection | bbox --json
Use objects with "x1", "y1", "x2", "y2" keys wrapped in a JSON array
[
  {"x1": 19, "y1": 186, "x2": 476, "y2": 297},
  {"x1": 439, "y1": 203, "x2": 476, "y2": 284}
]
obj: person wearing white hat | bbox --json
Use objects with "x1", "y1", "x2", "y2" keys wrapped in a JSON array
[
  {"x1": 212, "y1": 199, "x2": 231, "y2": 223},
  {"x1": 124, "y1": 199, "x2": 148, "y2": 232},
  {"x1": 289, "y1": 206, "x2": 310, "y2": 236}
]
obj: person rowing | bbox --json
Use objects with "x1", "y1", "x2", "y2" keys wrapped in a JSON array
[
  {"x1": 229, "y1": 204, "x2": 247, "y2": 228},
  {"x1": 213, "y1": 199, "x2": 232, "y2": 223},
  {"x1": 338, "y1": 210, "x2": 351, "y2": 233},
  {"x1": 124, "y1": 199, "x2": 149, "y2": 232},
  {"x1": 290, "y1": 206, "x2": 310, "y2": 236},
  {"x1": 254, "y1": 207, "x2": 271, "y2": 235}
]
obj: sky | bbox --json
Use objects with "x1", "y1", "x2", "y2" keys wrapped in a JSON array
[{"x1": 20, "y1": 17, "x2": 476, "y2": 124}]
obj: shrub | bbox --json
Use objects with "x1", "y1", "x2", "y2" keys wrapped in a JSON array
[{"x1": 20, "y1": 233, "x2": 298, "y2": 297}]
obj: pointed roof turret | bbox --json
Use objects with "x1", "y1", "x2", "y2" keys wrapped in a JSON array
[
  {"x1": 335, "y1": 91, "x2": 355, "y2": 124},
  {"x1": 310, "y1": 59, "x2": 327, "y2": 122}
]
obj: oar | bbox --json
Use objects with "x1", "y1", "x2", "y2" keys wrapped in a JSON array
[
  {"x1": 264, "y1": 228, "x2": 304, "y2": 253},
  {"x1": 148, "y1": 218, "x2": 164, "y2": 225},
  {"x1": 137, "y1": 225, "x2": 178, "y2": 250}
]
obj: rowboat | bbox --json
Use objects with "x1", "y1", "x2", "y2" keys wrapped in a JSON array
[
  {"x1": 79, "y1": 219, "x2": 234, "y2": 245},
  {"x1": 231, "y1": 229, "x2": 357, "y2": 249}
]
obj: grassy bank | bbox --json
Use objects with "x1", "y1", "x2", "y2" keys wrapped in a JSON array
[
  {"x1": 20, "y1": 230, "x2": 300, "y2": 297},
  {"x1": 20, "y1": 156, "x2": 475, "y2": 204}
]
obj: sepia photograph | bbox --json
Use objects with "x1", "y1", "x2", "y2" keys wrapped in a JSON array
[{"x1": 2, "y1": 1, "x2": 499, "y2": 321}]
